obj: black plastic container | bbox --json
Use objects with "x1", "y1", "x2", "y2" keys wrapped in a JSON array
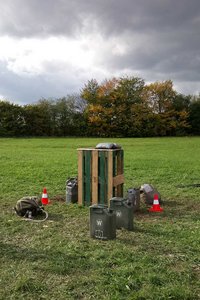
[
  {"x1": 110, "y1": 197, "x2": 134, "y2": 231},
  {"x1": 90, "y1": 204, "x2": 116, "y2": 240}
]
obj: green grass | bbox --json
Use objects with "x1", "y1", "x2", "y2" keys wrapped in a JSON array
[{"x1": 0, "y1": 137, "x2": 200, "y2": 299}]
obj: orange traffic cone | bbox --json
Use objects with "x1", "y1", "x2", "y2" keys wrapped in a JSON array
[
  {"x1": 41, "y1": 187, "x2": 49, "y2": 205},
  {"x1": 149, "y1": 194, "x2": 163, "y2": 212}
]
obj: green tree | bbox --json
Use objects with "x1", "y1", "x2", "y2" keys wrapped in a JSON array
[
  {"x1": 172, "y1": 93, "x2": 191, "y2": 112},
  {"x1": 24, "y1": 100, "x2": 53, "y2": 136},
  {"x1": 53, "y1": 95, "x2": 87, "y2": 136},
  {"x1": 54, "y1": 97, "x2": 75, "y2": 136},
  {"x1": 0, "y1": 100, "x2": 26, "y2": 136},
  {"x1": 189, "y1": 95, "x2": 200, "y2": 135},
  {"x1": 81, "y1": 79, "x2": 100, "y2": 105},
  {"x1": 23, "y1": 96, "x2": 87, "y2": 136}
]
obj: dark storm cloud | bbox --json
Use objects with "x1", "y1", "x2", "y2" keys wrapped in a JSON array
[
  {"x1": 0, "y1": 0, "x2": 199, "y2": 102},
  {"x1": 1, "y1": 0, "x2": 200, "y2": 38},
  {"x1": 92, "y1": 0, "x2": 200, "y2": 86},
  {"x1": 0, "y1": 0, "x2": 78, "y2": 37}
]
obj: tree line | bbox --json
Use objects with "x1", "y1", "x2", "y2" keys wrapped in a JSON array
[{"x1": 0, "y1": 76, "x2": 200, "y2": 137}]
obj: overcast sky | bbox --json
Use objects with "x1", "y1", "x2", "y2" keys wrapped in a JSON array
[{"x1": 0, "y1": 0, "x2": 200, "y2": 104}]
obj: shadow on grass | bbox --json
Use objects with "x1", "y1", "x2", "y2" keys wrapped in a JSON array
[
  {"x1": 0, "y1": 241, "x2": 92, "y2": 276},
  {"x1": 162, "y1": 199, "x2": 183, "y2": 207},
  {"x1": 0, "y1": 241, "x2": 47, "y2": 261},
  {"x1": 135, "y1": 198, "x2": 196, "y2": 220},
  {"x1": 48, "y1": 212, "x2": 66, "y2": 221},
  {"x1": 50, "y1": 195, "x2": 66, "y2": 203}
]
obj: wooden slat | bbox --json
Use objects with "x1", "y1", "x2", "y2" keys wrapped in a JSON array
[
  {"x1": 99, "y1": 151, "x2": 106, "y2": 204},
  {"x1": 117, "y1": 150, "x2": 124, "y2": 196},
  {"x1": 92, "y1": 150, "x2": 98, "y2": 205},
  {"x1": 117, "y1": 150, "x2": 123, "y2": 174},
  {"x1": 85, "y1": 150, "x2": 91, "y2": 205},
  {"x1": 111, "y1": 151, "x2": 115, "y2": 197},
  {"x1": 113, "y1": 174, "x2": 125, "y2": 187},
  {"x1": 107, "y1": 151, "x2": 113, "y2": 205},
  {"x1": 78, "y1": 150, "x2": 83, "y2": 205}
]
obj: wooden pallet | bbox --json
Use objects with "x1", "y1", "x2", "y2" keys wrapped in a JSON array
[{"x1": 77, "y1": 148, "x2": 124, "y2": 206}]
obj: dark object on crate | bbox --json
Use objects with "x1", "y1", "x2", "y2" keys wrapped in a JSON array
[{"x1": 95, "y1": 143, "x2": 121, "y2": 149}]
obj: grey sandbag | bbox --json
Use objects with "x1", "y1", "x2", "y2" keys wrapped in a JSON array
[
  {"x1": 126, "y1": 188, "x2": 140, "y2": 212},
  {"x1": 140, "y1": 184, "x2": 161, "y2": 205},
  {"x1": 95, "y1": 143, "x2": 121, "y2": 149}
]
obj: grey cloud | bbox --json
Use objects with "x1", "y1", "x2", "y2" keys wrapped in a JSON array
[
  {"x1": 0, "y1": 61, "x2": 82, "y2": 103},
  {"x1": 1, "y1": 0, "x2": 199, "y2": 38},
  {"x1": 0, "y1": 0, "x2": 199, "y2": 102},
  {"x1": 95, "y1": 6, "x2": 200, "y2": 84},
  {"x1": 0, "y1": 0, "x2": 82, "y2": 37}
]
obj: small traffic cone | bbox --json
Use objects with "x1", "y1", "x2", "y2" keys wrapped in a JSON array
[
  {"x1": 149, "y1": 194, "x2": 163, "y2": 212},
  {"x1": 41, "y1": 187, "x2": 49, "y2": 205}
]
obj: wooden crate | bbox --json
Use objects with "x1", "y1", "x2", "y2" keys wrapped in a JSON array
[{"x1": 78, "y1": 148, "x2": 124, "y2": 206}]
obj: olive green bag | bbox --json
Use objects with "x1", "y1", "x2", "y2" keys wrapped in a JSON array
[{"x1": 14, "y1": 196, "x2": 48, "y2": 222}]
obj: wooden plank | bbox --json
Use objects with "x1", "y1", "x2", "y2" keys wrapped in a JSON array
[
  {"x1": 105, "y1": 152, "x2": 108, "y2": 205},
  {"x1": 77, "y1": 148, "x2": 94, "y2": 151},
  {"x1": 85, "y1": 150, "x2": 91, "y2": 205},
  {"x1": 113, "y1": 151, "x2": 117, "y2": 197},
  {"x1": 113, "y1": 174, "x2": 125, "y2": 187},
  {"x1": 117, "y1": 150, "x2": 124, "y2": 196},
  {"x1": 107, "y1": 151, "x2": 113, "y2": 205},
  {"x1": 78, "y1": 150, "x2": 83, "y2": 205},
  {"x1": 117, "y1": 150, "x2": 124, "y2": 174},
  {"x1": 92, "y1": 150, "x2": 98, "y2": 205},
  {"x1": 99, "y1": 151, "x2": 106, "y2": 204}
]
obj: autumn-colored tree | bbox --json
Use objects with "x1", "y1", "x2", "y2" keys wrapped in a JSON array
[
  {"x1": 115, "y1": 77, "x2": 149, "y2": 136},
  {"x1": 143, "y1": 80, "x2": 176, "y2": 113},
  {"x1": 143, "y1": 81, "x2": 190, "y2": 136},
  {"x1": 0, "y1": 77, "x2": 197, "y2": 137},
  {"x1": 81, "y1": 76, "x2": 145, "y2": 136}
]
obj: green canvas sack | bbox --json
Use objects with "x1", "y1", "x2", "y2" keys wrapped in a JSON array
[{"x1": 14, "y1": 196, "x2": 48, "y2": 221}]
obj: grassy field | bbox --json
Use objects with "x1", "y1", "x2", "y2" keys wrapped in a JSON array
[{"x1": 0, "y1": 137, "x2": 200, "y2": 300}]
